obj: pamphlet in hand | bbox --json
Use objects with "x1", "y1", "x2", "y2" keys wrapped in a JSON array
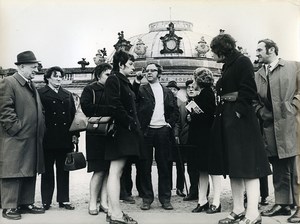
[{"x1": 185, "y1": 100, "x2": 204, "y2": 113}]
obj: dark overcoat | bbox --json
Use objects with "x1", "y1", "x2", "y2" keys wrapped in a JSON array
[
  {"x1": 188, "y1": 87, "x2": 215, "y2": 170},
  {"x1": 0, "y1": 73, "x2": 45, "y2": 178},
  {"x1": 209, "y1": 51, "x2": 272, "y2": 178},
  {"x1": 104, "y1": 72, "x2": 143, "y2": 160},
  {"x1": 38, "y1": 85, "x2": 78, "y2": 151},
  {"x1": 80, "y1": 81, "x2": 115, "y2": 164}
]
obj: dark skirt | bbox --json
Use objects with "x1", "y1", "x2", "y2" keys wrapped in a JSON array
[
  {"x1": 105, "y1": 125, "x2": 145, "y2": 161},
  {"x1": 86, "y1": 132, "x2": 110, "y2": 172},
  {"x1": 208, "y1": 102, "x2": 272, "y2": 178},
  {"x1": 87, "y1": 159, "x2": 110, "y2": 172}
]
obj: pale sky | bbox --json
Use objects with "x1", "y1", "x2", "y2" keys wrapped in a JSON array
[{"x1": 1, "y1": 0, "x2": 300, "y2": 69}]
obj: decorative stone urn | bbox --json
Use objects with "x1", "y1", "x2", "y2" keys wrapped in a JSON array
[
  {"x1": 134, "y1": 38, "x2": 147, "y2": 58},
  {"x1": 195, "y1": 36, "x2": 209, "y2": 57}
]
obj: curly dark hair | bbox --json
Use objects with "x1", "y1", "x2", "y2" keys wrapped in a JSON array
[
  {"x1": 210, "y1": 33, "x2": 236, "y2": 57},
  {"x1": 112, "y1": 50, "x2": 135, "y2": 72},
  {"x1": 44, "y1": 66, "x2": 64, "y2": 84}
]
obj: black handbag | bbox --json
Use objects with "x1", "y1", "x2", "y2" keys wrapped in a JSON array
[
  {"x1": 85, "y1": 89, "x2": 116, "y2": 137},
  {"x1": 86, "y1": 116, "x2": 116, "y2": 137},
  {"x1": 64, "y1": 143, "x2": 86, "y2": 171}
]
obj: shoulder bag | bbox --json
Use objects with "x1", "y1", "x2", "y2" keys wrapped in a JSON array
[{"x1": 86, "y1": 89, "x2": 116, "y2": 137}]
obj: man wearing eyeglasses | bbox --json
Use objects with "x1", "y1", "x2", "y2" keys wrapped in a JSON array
[{"x1": 134, "y1": 63, "x2": 179, "y2": 211}]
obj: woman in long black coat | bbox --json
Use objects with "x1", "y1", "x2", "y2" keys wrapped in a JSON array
[
  {"x1": 209, "y1": 33, "x2": 271, "y2": 224},
  {"x1": 189, "y1": 68, "x2": 223, "y2": 215},
  {"x1": 104, "y1": 50, "x2": 142, "y2": 224},
  {"x1": 80, "y1": 63, "x2": 115, "y2": 215}
]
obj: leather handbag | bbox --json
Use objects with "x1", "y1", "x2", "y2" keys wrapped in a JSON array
[
  {"x1": 69, "y1": 104, "x2": 88, "y2": 132},
  {"x1": 86, "y1": 116, "x2": 116, "y2": 137},
  {"x1": 64, "y1": 143, "x2": 86, "y2": 171}
]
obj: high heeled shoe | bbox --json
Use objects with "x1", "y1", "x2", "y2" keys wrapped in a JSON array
[
  {"x1": 99, "y1": 205, "x2": 108, "y2": 214},
  {"x1": 206, "y1": 204, "x2": 221, "y2": 214},
  {"x1": 192, "y1": 202, "x2": 209, "y2": 213},
  {"x1": 218, "y1": 211, "x2": 245, "y2": 224},
  {"x1": 233, "y1": 215, "x2": 262, "y2": 224}
]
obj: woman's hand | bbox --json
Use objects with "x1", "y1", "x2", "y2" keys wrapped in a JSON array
[{"x1": 72, "y1": 135, "x2": 79, "y2": 144}]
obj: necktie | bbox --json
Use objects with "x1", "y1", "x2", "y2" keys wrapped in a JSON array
[{"x1": 266, "y1": 65, "x2": 272, "y2": 104}]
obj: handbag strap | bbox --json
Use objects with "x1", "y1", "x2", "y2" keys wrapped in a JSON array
[{"x1": 92, "y1": 88, "x2": 104, "y2": 115}]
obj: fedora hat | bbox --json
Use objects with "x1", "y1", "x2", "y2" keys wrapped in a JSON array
[
  {"x1": 166, "y1": 80, "x2": 180, "y2": 90},
  {"x1": 15, "y1": 51, "x2": 39, "y2": 65}
]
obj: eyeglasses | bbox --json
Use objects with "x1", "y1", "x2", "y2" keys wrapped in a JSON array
[{"x1": 145, "y1": 69, "x2": 158, "y2": 73}]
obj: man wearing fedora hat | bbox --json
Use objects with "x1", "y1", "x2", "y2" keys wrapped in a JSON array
[
  {"x1": 0, "y1": 51, "x2": 46, "y2": 220},
  {"x1": 166, "y1": 80, "x2": 187, "y2": 198}
]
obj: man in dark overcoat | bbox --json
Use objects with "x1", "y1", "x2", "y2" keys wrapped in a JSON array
[
  {"x1": 134, "y1": 63, "x2": 179, "y2": 211},
  {"x1": 0, "y1": 51, "x2": 46, "y2": 220}
]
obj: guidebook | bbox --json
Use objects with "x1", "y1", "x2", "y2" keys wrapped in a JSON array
[{"x1": 185, "y1": 100, "x2": 203, "y2": 113}]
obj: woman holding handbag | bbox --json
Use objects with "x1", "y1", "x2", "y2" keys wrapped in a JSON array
[
  {"x1": 104, "y1": 50, "x2": 143, "y2": 224},
  {"x1": 38, "y1": 66, "x2": 79, "y2": 210},
  {"x1": 80, "y1": 63, "x2": 115, "y2": 215}
]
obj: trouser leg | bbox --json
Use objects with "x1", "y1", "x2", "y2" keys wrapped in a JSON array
[
  {"x1": 269, "y1": 156, "x2": 295, "y2": 205},
  {"x1": 154, "y1": 127, "x2": 172, "y2": 204},
  {"x1": 41, "y1": 149, "x2": 55, "y2": 204},
  {"x1": 56, "y1": 149, "x2": 70, "y2": 203}
]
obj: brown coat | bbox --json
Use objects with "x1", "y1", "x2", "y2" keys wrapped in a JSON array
[
  {"x1": 0, "y1": 73, "x2": 45, "y2": 178},
  {"x1": 255, "y1": 59, "x2": 300, "y2": 159}
]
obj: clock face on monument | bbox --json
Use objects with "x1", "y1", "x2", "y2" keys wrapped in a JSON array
[{"x1": 166, "y1": 39, "x2": 177, "y2": 50}]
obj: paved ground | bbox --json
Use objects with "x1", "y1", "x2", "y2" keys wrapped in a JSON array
[{"x1": 0, "y1": 133, "x2": 295, "y2": 223}]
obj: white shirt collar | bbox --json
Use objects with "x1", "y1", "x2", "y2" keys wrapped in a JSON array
[
  {"x1": 266, "y1": 57, "x2": 279, "y2": 72},
  {"x1": 48, "y1": 83, "x2": 60, "y2": 93}
]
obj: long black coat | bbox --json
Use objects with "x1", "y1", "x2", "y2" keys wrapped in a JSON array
[
  {"x1": 80, "y1": 82, "x2": 115, "y2": 163},
  {"x1": 188, "y1": 87, "x2": 215, "y2": 171},
  {"x1": 104, "y1": 72, "x2": 143, "y2": 160},
  {"x1": 209, "y1": 51, "x2": 272, "y2": 178},
  {"x1": 38, "y1": 85, "x2": 78, "y2": 151}
]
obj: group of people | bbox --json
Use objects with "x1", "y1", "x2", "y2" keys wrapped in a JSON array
[{"x1": 0, "y1": 32, "x2": 299, "y2": 224}]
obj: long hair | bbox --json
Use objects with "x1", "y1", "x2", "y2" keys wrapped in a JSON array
[
  {"x1": 210, "y1": 33, "x2": 236, "y2": 58},
  {"x1": 112, "y1": 50, "x2": 135, "y2": 72}
]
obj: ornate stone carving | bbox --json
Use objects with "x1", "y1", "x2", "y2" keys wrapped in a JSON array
[
  {"x1": 160, "y1": 22, "x2": 183, "y2": 54},
  {"x1": 134, "y1": 39, "x2": 147, "y2": 57},
  {"x1": 113, "y1": 31, "x2": 132, "y2": 52},
  {"x1": 195, "y1": 36, "x2": 209, "y2": 57},
  {"x1": 93, "y1": 48, "x2": 107, "y2": 65},
  {"x1": 78, "y1": 58, "x2": 89, "y2": 69}
]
